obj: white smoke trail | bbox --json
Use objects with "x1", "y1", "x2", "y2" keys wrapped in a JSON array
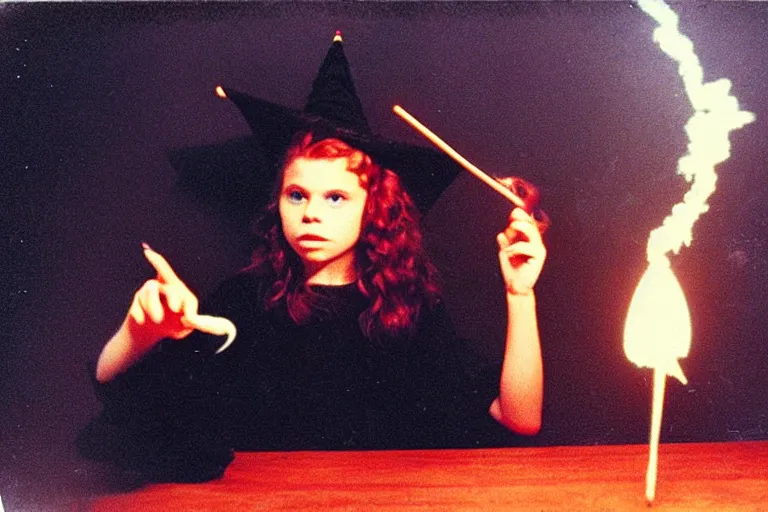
[
  {"x1": 627, "y1": 6, "x2": 756, "y2": 502},
  {"x1": 637, "y1": 0, "x2": 755, "y2": 266}
]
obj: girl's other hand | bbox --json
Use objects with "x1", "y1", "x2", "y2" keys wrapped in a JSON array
[{"x1": 497, "y1": 208, "x2": 547, "y2": 297}]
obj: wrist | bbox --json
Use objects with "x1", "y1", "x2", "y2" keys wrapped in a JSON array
[
  {"x1": 507, "y1": 289, "x2": 535, "y2": 299},
  {"x1": 506, "y1": 290, "x2": 536, "y2": 312}
]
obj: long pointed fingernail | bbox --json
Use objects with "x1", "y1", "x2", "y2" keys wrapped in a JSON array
[{"x1": 141, "y1": 242, "x2": 152, "y2": 251}]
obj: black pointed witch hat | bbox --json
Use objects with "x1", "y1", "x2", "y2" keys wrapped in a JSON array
[{"x1": 171, "y1": 31, "x2": 460, "y2": 215}]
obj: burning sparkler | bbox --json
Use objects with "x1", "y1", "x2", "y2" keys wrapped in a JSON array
[{"x1": 625, "y1": 0, "x2": 755, "y2": 504}]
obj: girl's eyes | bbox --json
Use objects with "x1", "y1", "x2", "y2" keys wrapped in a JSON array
[
  {"x1": 284, "y1": 190, "x2": 347, "y2": 207},
  {"x1": 326, "y1": 193, "x2": 346, "y2": 207},
  {"x1": 286, "y1": 190, "x2": 305, "y2": 204}
]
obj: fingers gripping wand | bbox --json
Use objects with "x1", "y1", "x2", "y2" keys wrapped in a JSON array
[{"x1": 142, "y1": 243, "x2": 237, "y2": 354}]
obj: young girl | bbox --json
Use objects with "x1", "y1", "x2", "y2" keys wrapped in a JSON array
[
  {"x1": 80, "y1": 131, "x2": 547, "y2": 483},
  {"x1": 79, "y1": 33, "x2": 547, "y2": 483}
]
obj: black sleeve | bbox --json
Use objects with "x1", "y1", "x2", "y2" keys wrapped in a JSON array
[
  {"x1": 76, "y1": 275, "x2": 258, "y2": 483},
  {"x1": 404, "y1": 301, "x2": 523, "y2": 448}
]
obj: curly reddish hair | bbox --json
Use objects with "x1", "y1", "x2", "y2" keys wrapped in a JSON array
[{"x1": 247, "y1": 133, "x2": 442, "y2": 341}]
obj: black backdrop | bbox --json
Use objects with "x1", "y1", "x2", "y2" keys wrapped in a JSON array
[{"x1": 3, "y1": 1, "x2": 767, "y2": 508}]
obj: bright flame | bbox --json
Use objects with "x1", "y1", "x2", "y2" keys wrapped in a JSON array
[
  {"x1": 624, "y1": 257, "x2": 690, "y2": 384},
  {"x1": 624, "y1": 0, "x2": 756, "y2": 377},
  {"x1": 626, "y1": 0, "x2": 755, "y2": 504}
]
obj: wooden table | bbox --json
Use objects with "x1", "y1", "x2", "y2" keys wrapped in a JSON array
[{"x1": 88, "y1": 441, "x2": 768, "y2": 511}]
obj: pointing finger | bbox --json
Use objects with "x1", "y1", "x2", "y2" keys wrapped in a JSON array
[{"x1": 142, "y1": 243, "x2": 183, "y2": 285}]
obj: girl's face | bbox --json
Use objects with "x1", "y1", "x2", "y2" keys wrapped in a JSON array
[{"x1": 279, "y1": 156, "x2": 368, "y2": 284}]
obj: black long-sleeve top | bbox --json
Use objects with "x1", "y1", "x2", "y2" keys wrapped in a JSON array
[{"x1": 78, "y1": 271, "x2": 512, "y2": 483}]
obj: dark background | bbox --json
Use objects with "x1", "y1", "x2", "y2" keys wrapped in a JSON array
[{"x1": 2, "y1": 1, "x2": 767, "y2": 509}]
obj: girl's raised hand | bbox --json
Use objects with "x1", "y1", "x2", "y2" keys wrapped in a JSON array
[
  {"x1": 97, "y1": 244, "x2": 237, "y2": 382},
  {"x1": 497, "y1": 208, "x2": 547, "y2": 297},
  {"x1": 126, "y1": 244, "x2": 199, "y2": 349},
  {"x1": 128, "y1": 244, "x2": 237, "y2": 353}
]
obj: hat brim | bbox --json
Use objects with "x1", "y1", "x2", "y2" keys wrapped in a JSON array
[
  {"x1": 169, "y1": 134, "x2": 274, "y2": 219},
  {"x1": 216, "y1": 87, "x2": 461, "y2": 213},
  {"x1": 331, "y1": 133, "x2": 462, "y2": 214}
]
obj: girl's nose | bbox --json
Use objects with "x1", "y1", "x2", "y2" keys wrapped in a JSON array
[{"x1": 302, "y1": 200, "x2": 321, "y2": 223}]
